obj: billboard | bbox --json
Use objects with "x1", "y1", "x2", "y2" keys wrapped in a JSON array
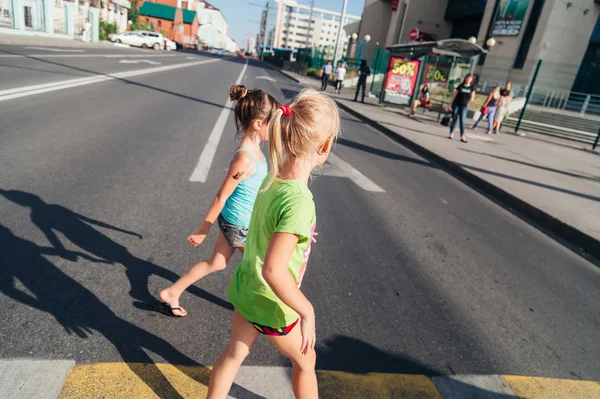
[
  {"x1": 383, "y1": 57, "x2": 421, "y2": 105},
  {"x1": 492, "y1": 0, "x2": 531, "y2": 36}
]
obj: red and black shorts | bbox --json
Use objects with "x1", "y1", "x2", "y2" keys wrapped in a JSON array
[{"x1": 249, "y1": 318, "x2": 299, "y2": 336}]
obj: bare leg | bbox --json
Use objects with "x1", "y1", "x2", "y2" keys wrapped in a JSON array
[
  {"x1": 268, "y1": 323, "x2": 318, "y2": 399},
  {"x1": 207, "y1": 310, "x2": 259, "y2": 399},
  {"x1": 159, "y1": 232, "x2": 236, "y2": 316}
]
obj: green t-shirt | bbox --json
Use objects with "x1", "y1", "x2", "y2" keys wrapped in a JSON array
[{"x1": 227, "y1": 176, "x2": 316, "y2": 327}]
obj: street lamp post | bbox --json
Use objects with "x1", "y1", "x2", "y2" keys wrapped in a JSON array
[
  {"x1": 369, "y1": 41, "x2": 380, "y2": 94},
  {"x1": 355, "y1": 34, "x2": 370, "y2": 67}
]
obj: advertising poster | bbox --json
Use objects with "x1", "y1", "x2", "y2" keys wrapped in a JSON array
[
  {"x1": 383, "y1": 57, "x2": 421, "y2": 105},
  {"x1": 492, "y1": 0, "x2": 530, "y2": 36}
]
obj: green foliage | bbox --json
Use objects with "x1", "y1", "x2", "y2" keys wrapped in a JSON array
[
  {"x1": 305, "y1": 67, "x2": 318, "y2": 77},
  {"x1": 98, "y1": 20, "x2": 118, "y2": 42},
  {"x1": 130, "y1": 20, "x2": 152, "y2": 31}
]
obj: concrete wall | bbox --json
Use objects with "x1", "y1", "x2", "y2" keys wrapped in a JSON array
[
  {"x1": 398, "y1": 0, "x2": 452, "y2": 43},
  {"x1": 356, "y1": 0, "x2": 394, "y2": 64},
  {"x1": 536, "y1": 0, "x2": 600, "y2": 90},
  {"x1": 476, "y1": 0, "x2": 544, "y2": 89}
]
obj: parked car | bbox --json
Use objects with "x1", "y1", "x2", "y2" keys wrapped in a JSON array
[
  {"x1": 110, "y1": 32, "x2": 155, "y2": 49},
  {"x1": 211, "y1": 47, "x2": 223, "y2": 56},
  {"x1": 163, "y1": 38, "x2": 177, "y2": 51},
  {"x1": 138, "y1": 31, "x2": 164, "y2": 50},
  {"x1": 236, "y1": 51, "x2": 245, "y2": 57}
]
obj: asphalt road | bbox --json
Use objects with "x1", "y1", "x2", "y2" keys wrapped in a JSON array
[{"x1": 0, "y1": 45, "x2": 598, "y2": 386}]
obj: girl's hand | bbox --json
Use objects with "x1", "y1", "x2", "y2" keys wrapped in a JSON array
[
  {"x1": 300, "y1": 311, "x2": 316, "y2": 355},
  {"x1": 311, "y1": 232, "x2": 318, "y2": 244},
  {"x1": 187, "y1": 229, "x2": 207, "y2": 247}
]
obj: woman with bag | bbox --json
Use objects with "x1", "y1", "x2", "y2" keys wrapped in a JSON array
[
  {"x1": 408, "y1": 85, "x2": 432, "y2": 118},
  {"x1": 447, "y1": 74, "x2": 476, "y2": 143},
  {"x1": 473, "y1": 86, "x2": 500, "y2": 134}
]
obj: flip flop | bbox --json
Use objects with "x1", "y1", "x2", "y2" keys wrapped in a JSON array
[{"x1": 158, "y1": 302, "x2": 187, "y2": 317}]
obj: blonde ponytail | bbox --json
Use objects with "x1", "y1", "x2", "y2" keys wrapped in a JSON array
[
  {"x1": 264, "y1": 89, "x2": 340, "y2": 190},
  {"x1": 265, "y1": 108, "x2": 285, "y2": 190}
]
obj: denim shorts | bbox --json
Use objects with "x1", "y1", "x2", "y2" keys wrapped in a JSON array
[{"x1": 217, "y1": 214, "x2": 247, "y2": 248}]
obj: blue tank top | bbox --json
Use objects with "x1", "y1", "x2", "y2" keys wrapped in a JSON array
[{"x1": 221, "y1": 148, "x2": 268, "y2": 228}]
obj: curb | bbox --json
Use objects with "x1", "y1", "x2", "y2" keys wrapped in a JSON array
[
  {"x1": 274, "y1": 68, "x2": 600, "y2": 261},
  {"x1": 335, "y1": 99, "x2": 600, "y2": 261}
]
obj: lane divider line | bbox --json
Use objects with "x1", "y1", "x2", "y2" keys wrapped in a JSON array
[
  {"x1": 0, "y1": 54, "x2": 178, "y2": 58},
  {"x1": 0, "y1": 58, "x2": 221, "y2": 102},
  {"x1": 189, "y1": 59, "x2": 248, "y2": 183},
  {"x1": 324, "y1": 152, "x2": 386, "y2": 193}
]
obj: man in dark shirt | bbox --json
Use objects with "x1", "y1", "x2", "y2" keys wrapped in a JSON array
[{"x1": 354, "y1": 60, "x2": 371, "y2": 103}]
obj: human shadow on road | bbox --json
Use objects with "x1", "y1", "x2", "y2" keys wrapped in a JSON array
[
  {"x1": 0, "y1": 189, "x2": 233, "y2": 311},
  {"x1": 316, "y1": 335, "x2": 517, "y2": 398},
  {"x1": 0, "y1": 224, "x2": 259, "y2": 399},
  {"x1": 337, "y1": 137, "x2": 437, "y2": 169}
]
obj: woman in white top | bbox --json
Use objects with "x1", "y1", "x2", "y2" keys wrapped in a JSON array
[{"x1": 334, "y1": 63, "x2": 346, "y2": 94}]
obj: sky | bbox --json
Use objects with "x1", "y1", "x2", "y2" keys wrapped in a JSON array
[{"x1": 209, "y1": 0, "x2": 365, "y2": 49}]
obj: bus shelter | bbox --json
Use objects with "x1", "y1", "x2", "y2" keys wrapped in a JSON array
[{"x1": 380, "y1": 39, "x2": 488, "y2": 112}]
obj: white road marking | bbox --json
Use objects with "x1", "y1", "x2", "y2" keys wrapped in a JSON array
[
  {"x1": 256, "y1": 75, "x2": 277, "y2": 82},
  {"x1": 433, "y1": 375, "x2": 518, "y2": 398},
  {"x1": 186, "y1": 56, "x2": 196, "y2": 59},
  {"x1": 189, "y1": 60, "x2": 249, "y2": 182},
  {"x1": 0, "y1": 54, "x2": 177, "y2": 58},
  {"x1": 119, "y1": 59, "x2": 161, "y2": 65},
  {"x1": 0, "y1": 359, "x2": 75, "y2": 399},
  {"x1": 26, "y1": 46, "x2": 85, "y2": 52},
  {"x1": 112, "y1": 43, "x2": 131, "y2": 48},
  {"x1": 320, "y1": 152, "x2": 385, "y2": 193},
  {"x1": 0, "y1": 58, "x2": 220, "y2": 102}
]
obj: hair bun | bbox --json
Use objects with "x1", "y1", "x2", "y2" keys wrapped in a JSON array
[{"x1": 229, "y1": 85, "x2": 248, "y2": 101}]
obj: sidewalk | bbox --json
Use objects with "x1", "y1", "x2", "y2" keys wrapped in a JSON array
[
  {"x1": 0, "y1": 34, "x2": 132, "y2": 50},
  {"x1": 2, "y1": 359, "x2": 599, "y2": 398},
  {"x1": 281, "y1": 71, "x2": 600, "y2": 260}
]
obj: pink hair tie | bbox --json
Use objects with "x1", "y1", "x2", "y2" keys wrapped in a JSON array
[{"x1": 280, "y1": 105, "x2": 292, "y2": 116}]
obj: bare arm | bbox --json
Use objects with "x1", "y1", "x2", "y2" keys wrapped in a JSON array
[
  {"x1": 262, "y1": 232, "x2": 315, "y2": 353},
  {"x1": 482, "y1": 93, "x2": 493, "y2": 108},
  {"x1": 187, "y1": 151, "x2": 255, "y2": 247},
  {"x1": 470, "y1": 89, "x2": 476, "y2": 102}
]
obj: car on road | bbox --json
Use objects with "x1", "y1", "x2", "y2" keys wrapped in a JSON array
[
  {"x1": 163, "y1": 38, "x2": 177, "y2": 51},
  {"x1": 109, "y1": 32, "x2": 159, "y2": 49},
  {"x1": 138, "y1": 31, "x2": 164, "y2": 50},
  {"x1": 236, "y1": 51, "x2": 245, "y2": 57},
  {"x1": 211, "y1": 47, "x2": 223, "y2": 56}
]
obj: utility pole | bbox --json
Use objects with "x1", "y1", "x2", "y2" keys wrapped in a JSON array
[
  {"x1": 305, "y1": 0, "x2": 315, "y2": 48},
  {"x1": 332, "y1": 0, "x2": 347, "y2": 67}
]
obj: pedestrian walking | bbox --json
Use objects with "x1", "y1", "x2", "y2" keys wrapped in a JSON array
[
  {"x1": 320, "y1": 60, "x2": 333, "y2": 91},
  {"x1": 408, "y1": 84, "x2": 432, "y2": 117},
  {"x1": 473, "y1": 86, "x2": 500, "y2": 134},
  {"x1": 158, "y1": 85, "x2": 279, "y2": 317},
  {"x1": 354, "y1": 60, "x2": 371, "y2": 103},
  {"x1": 447, "y1": 73, "x2": 476, "y2": 143},
  {"x1": 207, "y1": 89, "x2": 340, "y2": 399},
  {"x1": 82, "y1": 19, "x2": 92, "y2": 43},
  {"x1": 334, "y1": 62, "x2": 346, "y2": 94},
  {"x1": 494, "y1": 83, "x2": 513, "y2": 134}
]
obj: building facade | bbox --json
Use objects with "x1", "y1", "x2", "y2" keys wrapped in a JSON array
[
  {"x1": 0, "y1": 0, "x2": 100, "y2": 40},
  {"x1": 197, "y1": 0, "x2": 231, "y2": 50},
  {"x1": 270, "y1": 0, "x2": 361, "y2": 58},
  {"x1": 100, "y1": 0, "x2": 131, "y2": 33},
  {"x1": 355, "y1": 0, "x2": 600, "y2": 94},
  {"x1": 139, "y1": 1, "x2": 198, "y2": 46}
]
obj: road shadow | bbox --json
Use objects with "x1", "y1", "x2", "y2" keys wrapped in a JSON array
[
  {"x1": 337, "y1": 137, "x2": 437, "y2": 169},
  {"x1": 0, "y1": 50, "x2": 238, "y2": 111},
  {"x1": 459, "y1": 148, "x2": 600, "y2": 183},
  {"x1": 0, "y1": 189, "x2": 233, "y2": 311},
  {"x1": 316, "y1": 336, "x2": 517, "y2": 398},
  {"x1": 0, "y1": 224, "x2": 259, "y2": 398}
]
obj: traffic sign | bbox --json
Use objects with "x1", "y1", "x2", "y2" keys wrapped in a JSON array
[{"x1": 409, "y1": 28, "x2": 419, "y2": 41}]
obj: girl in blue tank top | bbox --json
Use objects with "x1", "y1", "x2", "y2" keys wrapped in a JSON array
[{"x1": 159, "y1": 85, "x2": 279, "y2": 316}]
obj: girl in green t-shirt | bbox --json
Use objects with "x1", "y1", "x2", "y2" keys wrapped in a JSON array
[
  {"x1": 159, "y1": 85, "x2": 279, "y2": 317},
  {"x1": 208, "y1": 89, "x2": 340, "y2": 399}
]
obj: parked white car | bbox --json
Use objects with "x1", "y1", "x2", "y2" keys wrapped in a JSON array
[
  {"x1": 211, "y1": 47, "x2": 223, "y2": 56},
  {"x1": 163, "y1": 38, "x2": 177, "y2": 51},
  {"x1": 109, "y1": 32, "x2": 153, "y2": 49},
  {"x1": 138, "y1": 31, "x2": 164, "y2": 50}
]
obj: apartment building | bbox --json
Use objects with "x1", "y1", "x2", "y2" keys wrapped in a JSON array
[{"x1": 271, "y1": 0, "x2": 361, "y2": 55}]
